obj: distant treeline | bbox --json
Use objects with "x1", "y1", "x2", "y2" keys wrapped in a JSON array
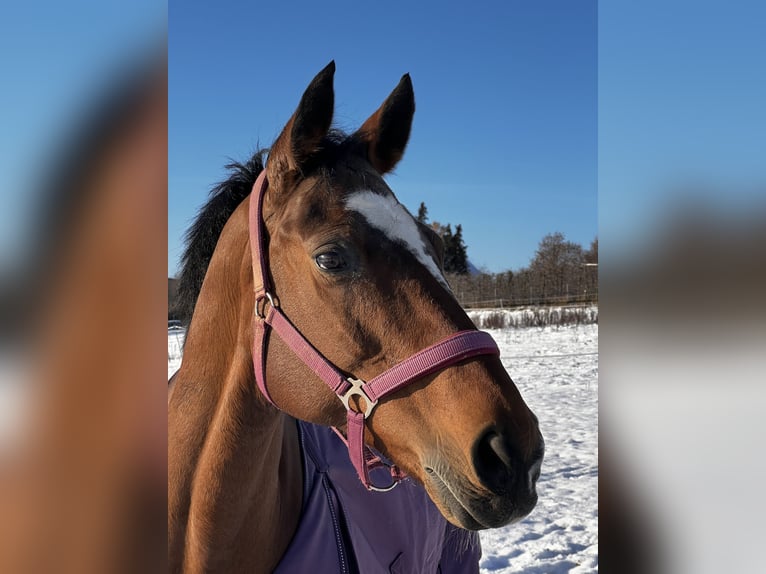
[
  {"x1": 446, "y1": 231, "x2": 598, "y2": 309},
  {"x1": 416, "y1": 203, "x2": 598, "y2": 308}
]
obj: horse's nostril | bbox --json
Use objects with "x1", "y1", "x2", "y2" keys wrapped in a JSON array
[
  {"x1": 473, "y1": 430, "x2": 516, "y2": 494},
  {"x1": 488, "y1": 433, "x2": 513, "y2": 468}
]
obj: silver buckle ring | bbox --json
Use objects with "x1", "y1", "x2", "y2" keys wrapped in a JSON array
[
  {"x1": 255, "y1": 292, "x2": 279, "y2": 319},
  {"x1": 366, "y1": 459, "x2": 402, "y2": 492},
  {"x1": 368, "y1": 476, "x2": 399, "y2": 493},
  {"x1": 339, "y1": 377, "x2": 378, "y2": 419}
]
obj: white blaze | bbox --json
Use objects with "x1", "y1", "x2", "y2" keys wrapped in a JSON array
[{"x1": 345, "y1": 190, "x2": 450, "y2": 289}]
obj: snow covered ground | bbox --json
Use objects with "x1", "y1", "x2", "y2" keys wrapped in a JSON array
[
  {"x1": 168, "y1": 328, "x2": 185, "y2": 379},
  {"x1": 168, "y1": 320, "x2": 598, "y2": 572},
  {"x1": 475, "y1": 323, "x2": 598, "y2": 573},
  {"x1": 469, "y1": 305, "x2": 598, "y2": 330}
]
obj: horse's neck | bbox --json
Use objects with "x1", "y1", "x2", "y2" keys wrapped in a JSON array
[{"x1": 168, "y1": 206, "x2": 302, "y2": 573}]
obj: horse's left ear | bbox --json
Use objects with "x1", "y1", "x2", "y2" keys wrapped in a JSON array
[{"x1": 354, "y1": 74, "x2": 415, "y2": 174}]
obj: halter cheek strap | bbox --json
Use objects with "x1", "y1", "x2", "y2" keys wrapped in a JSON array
[{"x1": 249, "y1": 170, "x2": 500, "y2": 491}]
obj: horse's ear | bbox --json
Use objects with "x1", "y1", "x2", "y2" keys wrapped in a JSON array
[
  {"x1": 355, "y1": 74, "x2": 415, "y2": 174},
  {"x1": 267, "y1": 61, "x2": 335, "y2": 188}
]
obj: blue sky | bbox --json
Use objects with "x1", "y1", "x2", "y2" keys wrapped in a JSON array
[
  {"x1": 168, "y1": 0, "x2": 597, "y2": 276},
  {"x1": 599, "y1": 0, "x2": 766, "y2": 262},
  {"x1": 0, "y1": 1, "x2": 164, "y2": 269}
]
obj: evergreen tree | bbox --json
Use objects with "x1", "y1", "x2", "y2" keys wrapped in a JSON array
[
  {"x1": 417, "y1": 202, "x2": 429, "y2": 224},
  {"x1": 423, "y1": 213, "x2": 470, "y2": 275},
  {"x1": 442, "y1": 224, "x2": 455, "y2": 271},
  {"x1": 441, "y1": 224, "x2": 469, "y2": 275},
  {"x1": 451, "y1": 224, "x2": 469, "y2": 274}
]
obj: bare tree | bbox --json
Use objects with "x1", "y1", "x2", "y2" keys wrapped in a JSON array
[{"x1": 445, "y1": 232, "x2": 598, "y2": 308}]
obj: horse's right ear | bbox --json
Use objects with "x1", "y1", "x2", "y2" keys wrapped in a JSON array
[{"x1": 267, "y1": 61, "x2": 335, "y2": 191}]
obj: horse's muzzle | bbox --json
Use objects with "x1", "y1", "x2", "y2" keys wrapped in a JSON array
[
  {"x1": 466, "y1": 428, "x2": 543, "y2": 527},
  {"x1": 426, "y1": 428, "x2": 544, "y2": 530}
]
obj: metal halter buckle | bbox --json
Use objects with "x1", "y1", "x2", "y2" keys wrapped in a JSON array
[
  {"x1": 255, "y1": 292, "x2": 279, "y2": 319},
  {"x1": 367, "y1": 469, "x2": 399, "y2": 493},
  {"x1": 339, "y1": 377, "x2": 378, "y2": 419}
]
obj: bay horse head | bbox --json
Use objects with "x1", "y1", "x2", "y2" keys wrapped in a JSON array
[{"x1": 250, "y1": 61, "x2": 543, "y2": 529}]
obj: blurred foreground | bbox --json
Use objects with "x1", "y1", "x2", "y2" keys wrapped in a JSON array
[
  {"x1": 599, "y1": 0, "x2": 766, "y2": 569},
  {"x1": 600, "y1": 203, "x2": 766, "y2": 573},
  {"x1": 0, "y1": 8, "x2": 167, "y2": 571}
]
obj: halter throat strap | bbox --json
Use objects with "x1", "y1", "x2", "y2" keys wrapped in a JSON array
[{"x1": 248, "y1": 170, "x2": 500, "y2": 491}]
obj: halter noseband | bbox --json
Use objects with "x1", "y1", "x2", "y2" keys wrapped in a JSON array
[{"x1": 249, "y1": 170, "x2": 500, "y2": 491}]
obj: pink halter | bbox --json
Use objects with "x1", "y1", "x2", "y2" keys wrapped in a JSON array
[{"x1": 249, "y1": 170, "x2": 500, "y2": 491}]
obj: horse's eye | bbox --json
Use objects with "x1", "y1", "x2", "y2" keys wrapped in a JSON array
[{"x1": 315, "y1": 251, "x2": 346, "y2": 272}]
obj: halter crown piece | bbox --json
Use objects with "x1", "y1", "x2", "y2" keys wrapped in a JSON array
[{"x1": 249, "y1": 170, "x2": 500, "y2": 491}]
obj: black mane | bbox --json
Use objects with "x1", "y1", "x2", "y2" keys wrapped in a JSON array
[
  {"x1": 173, "y1": 131, "x2": 354, "y2": 324},
  {"x1": 173, "y1": 150, "x2": 266, "y2": 323}
]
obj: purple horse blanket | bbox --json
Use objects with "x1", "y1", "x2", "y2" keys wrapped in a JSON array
[{"x1": 273, "y1": 420, "x2": 481, "y2": 573}]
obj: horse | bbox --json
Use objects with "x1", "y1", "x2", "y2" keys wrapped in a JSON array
[
  {"x1": 168, "y1": 61, "x2": 544, "y2": 573},
  {"x1": 0, "y1": 59, "x2": 167, "y2": 574}
]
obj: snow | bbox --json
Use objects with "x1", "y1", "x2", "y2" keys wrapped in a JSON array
[
  {"x1": 475, "y1": 323, "x2": 598, "y2": 573},
  {"x1": 468, "y1": 305, "x2": 598, "y2": 330},
  {"x1": 168, "y1": 328, "x2": 185, "y2": 379},
  {"x1": 168, "y1": 320, "x2": 598, "y2": 572}
]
